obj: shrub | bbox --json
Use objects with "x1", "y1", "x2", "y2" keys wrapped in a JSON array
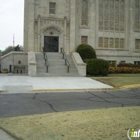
[
  {"x1": 2, "y1": 68, "x2": 8, "y2": 73},
  {"x1": 117, "y1": 63, "x2": 133, "y2": 67},
  {"x1": 76, "y1": 44, "x2": 96, "y2": 60},
  {"x1": 84, "y1": 59, "x2": 109, "y2": 76},
  {"x1": 117, "y1": 63, "x2": 140, "y2": 68},
  {"x1": 109, "y1": 67, "x2": 140, "y2": 74}
]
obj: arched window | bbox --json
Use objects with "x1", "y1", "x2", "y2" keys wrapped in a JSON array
[{"x1": 81, "y1": 0, "x2": 88, "y2": 26}]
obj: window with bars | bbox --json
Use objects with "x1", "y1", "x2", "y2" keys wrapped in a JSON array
[
  {"x1": 134, "y1": 61, "x2": 140, "y2": 65},
  {"x1": 135, "y1": 0, "x2": 140, "y2": 31},
  {"x1": 49, "y1": 2, "x2": 56, "y2": 14},
  {"x1": 99, "y1": 0, "x2": 125, "y2": 32},
  {"x1": 81, "y1": 0, "x2": 88, "y2": 26},
  {"x1": 98, "y1": 37, "x2": 125, "y2": 48},
  {"x1": 81, "y1": 36, "x2": 88, "y2": 44},
  {"x1": 135, "y1": 39, "x2": 140, "y2": 50}
]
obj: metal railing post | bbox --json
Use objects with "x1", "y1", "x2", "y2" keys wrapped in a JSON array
[
  {"x1": 46, "y1": 66, "x2": 48, "y2": 73},
  {"x1": 67, "y1": 66, "x2": 69, "y2": 73},
  {"x1": 60, "y1": 48, "x2": 63, "y2": 53},
  {"x1": 61, "y1": 48, "x2": 70, "y2": 73},
  {"x1": 63, "y1": 53, "x2": 64, "y2": 59}
]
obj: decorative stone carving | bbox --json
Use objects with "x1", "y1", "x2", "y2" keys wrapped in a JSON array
[{"x1": 41, "y1": 18, "x2": 64, "y2": 29}]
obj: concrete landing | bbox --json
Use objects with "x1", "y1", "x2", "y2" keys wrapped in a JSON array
[{"x1": 0, "y1": 76, "x2": 112, "y2": 93}]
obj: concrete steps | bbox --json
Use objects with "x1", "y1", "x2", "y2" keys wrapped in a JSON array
[{"x1": 36, "y1": 52, "x2": 80, "y2": 77}]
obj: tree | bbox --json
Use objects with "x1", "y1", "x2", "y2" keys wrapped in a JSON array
[
  {"x1": 14, "y1": 45, "x2": 23, "y2": 52},
  {"x1": 2, "y1": 46, "x2": 15, "y2": 56},
  {"x1": 2, "y1": 45, "x2": 23, "y2": 56}
]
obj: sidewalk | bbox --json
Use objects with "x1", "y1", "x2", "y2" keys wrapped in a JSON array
[
  {"x1": 0, "y1": 76, "x2": 112, "y2": 93},
  {"x1": 0, "y1": 129, "x2": 16, "y2": 140}
]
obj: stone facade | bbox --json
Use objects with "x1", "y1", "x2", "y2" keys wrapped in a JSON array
[{"x1": 24, "y1": 0, "x2": 140, "y2": 64}]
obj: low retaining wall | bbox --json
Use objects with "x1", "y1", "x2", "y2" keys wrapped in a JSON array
[
  {"x1": 72, "y1": 52, "x2": 86, "y2": 76},
  {"x1": 28, "y1": 52, "x2": 37, "y2": 76}
]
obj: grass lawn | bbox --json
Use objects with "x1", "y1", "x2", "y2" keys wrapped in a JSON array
[
  {"x1": 0, "y1": 106, "x2": 140, "y2": 140},
  {"x1": 93, "y1": 74, "x2": 140, "y2": 87}
]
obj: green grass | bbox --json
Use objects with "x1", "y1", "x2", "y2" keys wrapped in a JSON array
[
  {"x1": 92, "y1": 74, "x2": 140, "y2": 87},
  {"x1": 0, "y1": 107, "x2": 140, "y2": 140}
]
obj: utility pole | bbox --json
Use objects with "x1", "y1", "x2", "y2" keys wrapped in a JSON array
[{"x1": 13, "y1": 34, "x2": 14, "y2": 47}]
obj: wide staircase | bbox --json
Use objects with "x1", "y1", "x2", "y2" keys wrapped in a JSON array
[{"x1": 36, "y1": 52, "x2": 80, "y2": 77}]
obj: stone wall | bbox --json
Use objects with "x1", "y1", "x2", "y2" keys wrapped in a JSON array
[{"x1": 1, "y1": 52, "x2": 28, "y2": 73}]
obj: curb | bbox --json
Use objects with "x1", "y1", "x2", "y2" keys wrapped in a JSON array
[
  {"x1": 120, "y1": 84, "x2": 140, "y2": 89},
  {"x1": 30, "y1": 84, "x2": 140, "y2": 93},
  {"x1": 1, "y1": 84, "x2": 140, "y2": 93},
  {"x1": 30, "y1": 88, "x2": 116, "y2": 92}
]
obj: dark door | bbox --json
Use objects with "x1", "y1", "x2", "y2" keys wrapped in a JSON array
[{"x1": 44, "y1": 36, "x2": 59, "y2": 52}]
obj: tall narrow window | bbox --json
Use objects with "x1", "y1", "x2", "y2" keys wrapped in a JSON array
[
  {"x1": 81, "y1": 0, "x2": 88, "y2": 26},
  {"x1": 135, "y1": 0, "x2": 140, "y2": 31},
  {"x1": 135, "y1": 39, "x2": 140, "y2": 50},
  {"x1": 81, "y1": 36, "x2": 88, "y2": 44},
  {"x1": 99, "y1": 37, "x2": 104, "y2": 48},
  {"x1": 49, "y1": 2, "x2": 56, "y2": 14}
]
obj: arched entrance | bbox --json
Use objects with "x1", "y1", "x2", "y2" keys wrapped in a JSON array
[{"x1": 42, "y1": 27, "x2": 62, "y2": 53}]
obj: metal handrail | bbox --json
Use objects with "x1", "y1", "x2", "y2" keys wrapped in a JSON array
[
  {"x1": 61, "y1": 48, "x2": 70, "y2": 73},
  {"x1": 43, "y1": 52, "x2": 49, "y2": 73}
]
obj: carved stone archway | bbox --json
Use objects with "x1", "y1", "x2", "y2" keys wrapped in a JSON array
[{"x1": 40, "y1": 26, "x2": 63, "y2": 53}]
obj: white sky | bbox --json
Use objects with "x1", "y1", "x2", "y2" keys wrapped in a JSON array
[{"x1": 0, "y1": 0, "x2": 24, "y2": 51}]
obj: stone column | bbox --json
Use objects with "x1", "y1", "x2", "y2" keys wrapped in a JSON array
[
  {"x1": 28, "y1": 0, "x2": 35, "y2": 52},
  {"x1": 38, "y1": 15, "x2": 41, "y2": 52},
  {"x1": 70, "y1": 0, "x2": 76, "y2": 53},
  {"x1": 64, "y1": 17, "x2": 67, "y2": 53},
  {"x1": 89, "y1": 1, "x2": 96, "y2": 48},
  {"x1": 129, "y1": 6, "x2": 134, "y2": 54},
  {"x1": 23, "y1": 0, "x2": 29, "y2": 53}
]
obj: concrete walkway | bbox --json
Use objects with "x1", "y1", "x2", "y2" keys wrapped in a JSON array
[
  {"x1": 0, "y1": 76, "x2": 112, "y2": 93},
  {"x1": 0, "y1": 129, "x2": 16, "y2": 140}
]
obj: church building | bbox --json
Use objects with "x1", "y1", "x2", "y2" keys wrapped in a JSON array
[
  {"x1": 24, "y1": 0, "x2": 140, "y2": 64},
  {"x1": 1, "y1": 0, "x2": 140, "y2": 76}
]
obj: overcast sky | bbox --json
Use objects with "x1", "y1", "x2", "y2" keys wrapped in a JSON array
[{"x1": 0, "y1": 0, "x2": 24, "y2": 51}]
